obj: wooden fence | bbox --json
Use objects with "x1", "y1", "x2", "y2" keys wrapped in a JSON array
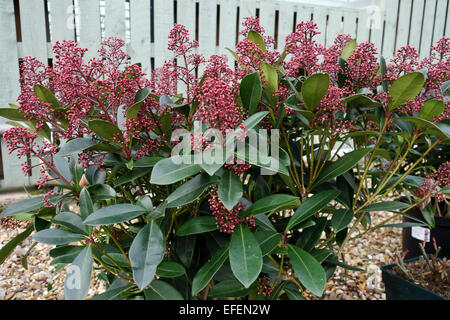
[{"x1": 0, "y1": 0, "x2": 448, "y2": 190}]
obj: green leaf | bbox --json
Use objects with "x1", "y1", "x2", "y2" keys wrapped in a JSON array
[
  {"x1": 360, "y1": 201, "x2": 410, "y2": 212},
  {"x1": 127, "y1": 87, "x2": 151, "y2": 120},
  {"x1": 88, "y1": 120, "x2": 123, "y2": 142},
  {"x1": 0, "y1": 225, "x2": 33, "y2": 264},
  {"x1": 87, "y1": 184, "x2": 117, "y2": 201},
  {"x1": 301, "y1": 73, "x2": 330, "y2": 110},
  {"x1": 113, "y1": 167, "x2": 152, "y2": 187},
  {"x1": 240, "y1": 71, "x2": 262, "y2": 115},
  {"x1": 247, "y1": 30, "x2": 267, "y2": 53},
  {"x1": 0, "y1": 196, "x2": 44, "y2": 218},
  {"x1": 313, "y1": 148, "x2": 371, "y2": 188},
  {"x1": 388, "y1": 72, "x2": 425, "y2": 110},
  {"x1": 79, "y1": 188, "x2": 94, "y2": 221},
  {"x1": 50, "y1": 245, "x2": 84, "y2": 265},
  {"x1": 90, "y1": 285, "x2": 132, "y2": 300},
  {"x1": 133, "y1": 156, "x2": 164, "y2": 168},
  {"x1": 150, "y1": 155, "x2": 202, "y2": 185},
  {"x1": 192, "y1": 246, "x2": 229, "y2": 296},
  {"x1": 156, "y1": 262, "x2": 186, "y2": 278},
  {"x1": 418, "y1": 99, "x2": 445, "y2": 121},
  {"x1": 331, "y1": 209, "x2": 354, "y2": 233},
  {"x1": 421, "y1": 204, "x2": 435, "y2": 228},
  {"x1": 261, "y1": 62, "x2": 278, "y2": 106},
  {"x1": 0, "y1": 108, "x2": 28, "y2": 121},
  {"x1": 218, "y1": 170, "x2": 243, "y2": 211},
  {"x1": 209, "y1": 279, "x2": 252, "y2": 298},
  {"x1": 286, "y1": 190, "x2": 340, "y2": 231},
  {"x1": 33, "y1": 84, "x2": 62, "y2": 109},
  {"x1": 129, "y1": 221, "x2": 165, "y2": 290},
  {"x1": 167, "y1": 174, "x2": 219, "y2": 208},
  {"x1": 64, "y1": 245, "x2": 93, "y2": 300},
  {"x1": 254, "y1": 231, "x2": 282, "y2": 256},
  {"x1": 176, "y1": 216, "x2": 217, "y2": 236},
  {"x1": 340, "y1": 39, "x2": 356, "y2": 61},
  {"x1": 57, "y1": 138, "x2": 97, "y2": 157},
  {"x1": 52, "y1": 212, "x2": 89, "y2": 235},
  {"x1": 83, "y1": 204, "x2": 147, "y2": 226},
  {"x1": 229, "y1": 224, "x2": 262, "y2": 288},
  {"x1": 287, "y1": 244, "x2": 326, "y2": 297},
  {"x1": 143, "y1": 280, "x2": 184, "y2": 300},
  {"x1": 242, "y1": 194, "x2": 300, "y2": 218},
  {"x1": 33, "y1": 229, "x2": 85, "y2": 245}
]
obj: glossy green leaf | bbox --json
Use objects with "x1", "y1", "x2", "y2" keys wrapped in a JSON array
[
  {"x1": 261, "y1": 62, "x2": 278, "y2": 106},
  {"x1": 419, "y1": 99, "x2": 445, "y2": 121},
  {"x1": 286, "y1": 190, "x2": 340, "y2": 231},
  {"x1": 79, "y1": 188, "x2": 94, "y2": 221},
  {"x1": 176, "y1": 216, "x2": 218, "y2": 236},
  {"x1": 33, "y1": 84, "x2": 61, "y2": 109},
  {"x1": 388, "y1": 72, "x2": 425, "y2": 110},
  {"x1": 133, "y1": 156, "x2": 164, "y2": 168},
  {"x1": 0, "y1": 225, "x2": 33, "y2": 264},
  {"x1": 50, "y1": 245, "x2": 84, "y2": 265},
  {"x1": 64, "y1": 245, "x2": 93, "y2": 300},
  {"x1": 126, "y1": 87, "x2": 151, "y2": 120},
  {"x1": 247, "y1": 30, "x2": 267, "y2": 53},
  {"x1": 421, "y1": 204, "x2": 435, "y2": 228},
  {"x1": 0, "y1": 108, "x2": 28, "y2": 121},
  {"x1": 218, "y1": 170, "x2": 243, "y2": 211},
  {"x1": 288, "y1": 244, "x2": 326, "y2": 297},
  {"x1": 331, "y1": 209, "x2": 354, "y2": 233},
  {"x1": 150, "y1": 155, "x2": 202, "y2": 185},
  {"x1": 57, "y1": 138, "x2": 97, "y2": 157},
  {"x1": 113, "y1": 167, "x2": 152, "y2": 187},
  {"x1": 33, "y1": 229, "x2": 85, "y2": 245},
  {"x1": 242, "y1": 194, "x2": 300, "y2": 218},
  {"x1": 302, "y1": 73, "x2": 330, "y2": 110},
  {"x1": 143, "y1": 280, "x2": 184, "y2": 300},
  {"x1": 0, "y1": 196, "x2": 44, "y2": 218},
  {"x1": 88, "y1": 119, "x2": 123, "y2": 142},
  {"x1": 192, "y1": 246, "x2": 229, "y2": 295},
  {"x1": 229, "y1": 225, "x2": 262, "y2": 288},
  {"x1": 240, "y1": 71, "x2": 262, "y2": 115},
  {"x1": 313, "y1": 148, "x2": 371, "y2": 188},
  {"x1": 209, "y1": 279, "x2": 252, "y2": 298},
  {"x1": 52, "y1": 212, "x2": 89, "y2": 235},
  {"x1": 83, "y1": 204, "x2": 147, "y2": 226},
  {"x1": 129, "y1": 221, "x2": 165, "y2": 290},
  {"x1": 254, "y1": 231, "x2": 282, "y2": 256},
  {"x1": 88, "y1": 184, "x2": 117, "y2": 201},
  {"x1": 360, "y1": 201, "x2": 410, "y2": 213},
  {"x1": 167, "y1": 174, "x2": 219, "y2": 208},
  {"x1": 340, "y1": 39, "x2": 356, "y2": 60},
  {"x1": 156, "y1": 262, "x2": 186, "y2": 278}
]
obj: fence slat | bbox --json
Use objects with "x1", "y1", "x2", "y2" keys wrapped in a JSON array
[
  {"x1": 356, "y1": 6, "x2": 371, "y2": 43},
  {"x1": 219, "y1": 0, "x2": 238, "y2": 68},
  {"x1": 342, "y1": 9, "x2": 357, "y2": 39},
  {"x1": 49, "y1": 0, "x2": 75, "y2": 43},
  {"x1": 278, "y1": 1, "x2": 294, "y2": 49},
  {"x1": 446, "y1": 1, "x2": 450, "y2": 36},
  {"x1": 296, "y1": 4, "x2": 312, "y2": 23},
  {"x1": 259, "y1": 0, "x2": 276, "y2": 39},
  {"x1": 153, "y1": 0, "x2": 174, "y2": 69},
  {"x1": 432, "y1": 0, "x2": 447, "y2": 44},
  {"x1": 395, "y1": 0, "x2": 412, "y2": 52},
  {"x1": 312, "y1": 6, "x2": 327, "y2": 45},
  {"x1": 382, "y1": 0, "x2": 399, "y2": 58},
  {"x1": 129, "y1": 0, "x2": 151, "y2": 74},
  {"x1": 408, "y1": 0, "x2": 424, "y2": 51},
  {"x1": 177, "y1": 0, "x2": 196, "y2": 37},
  {"x1": 420, "y1": 0, "x2": 437, "y2": 58},
  {"x1": 19, "y1": 0, "x2": 48, "y2": 63},
  {"x1": 327, "y1": 9, "x2": 342, "y2": 46},
  {"x1": 239, "y1": 0, "x2": 257, "y2": 42},
  {"x1": 104, "y1": 0, "x2": 125, "y2": 40},
  {"x1": 78, "y1": 0, "x2": 101, "y2": 59},
  {"x1": 198, "y1": 0, "x2": 217, "y2": 59}
]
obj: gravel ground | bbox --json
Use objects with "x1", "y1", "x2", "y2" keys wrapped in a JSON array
[{"x1": 0, "y1": 191, "x2": 402, "y2": 300}]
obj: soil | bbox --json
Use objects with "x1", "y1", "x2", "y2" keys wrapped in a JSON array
[{"x1": 391, "y1": 259, "x2": 450, "y2": 298}]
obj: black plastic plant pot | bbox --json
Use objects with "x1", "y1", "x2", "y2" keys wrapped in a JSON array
[
  {"x1": 402, "y1": 207, "x2": 450, "y2": 259},
  {"x1": 381, "y1": 257, "x2": 448, "y2": 300}
]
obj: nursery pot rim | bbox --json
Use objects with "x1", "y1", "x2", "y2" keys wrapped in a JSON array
[{"x1": 380, "y1": 256, "x2": 449, "y2": 300}]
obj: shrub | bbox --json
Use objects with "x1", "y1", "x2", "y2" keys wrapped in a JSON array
[{"x1": 0, "y1": 17, "x2": 448, "y2": 300}]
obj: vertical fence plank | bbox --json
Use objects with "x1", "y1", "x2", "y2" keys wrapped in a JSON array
[
  {"x1": 312, "y1": 6, "x2": 327, "y2": 46},
  {"x1": 129, "y1": 0, "x2": 151, "y2": 74},
  {"x1": 408, "y1": 0, "x2": 424, "y2": 51},
  {"x1": 219, "y1": 0, "x2": 237, "y2": 68},
  {"x1": 239, "y1": 0, "x2": 257, "y2": 42},
  {"x1": 49, "y1": 0, "x2": 75, "y2": 43},
  {"x1": 356, "y1": 6, "x2": 371, "y2": 43},
  {"x1": 395, "y1": 0, "x2": 412, "y2": 52},
  {"x1": 278, "y1": 1, "x2": 294, "y2": 49},
  {"x1": 446, "y1": 1, "x2": 450, "y2": 36},
  {"x1": 369, "y1": 4, "x2": 384, "y2": 57},
  {"x1": 296, "y1": 4, "x2": 312, "y2": 23},
  {"x1": 0, "y1": 0, "x2": 20, "y2": 120},
  {"x1": 259, "y1": 0, "x2": 275, "y2": 40},
  {"x1": 432, "y1": 0, "x2": 447, "y2": 44},
  {"x1": 104, "y1": 0, "x2": 125, "y2": 40},
  {"x1": 78, "y1": 0, "x2": 101, "y2": 59},
  {"x1": 198, "y1": 0, "x2": 217, "y2": 60},
  {"x1": 381, "y1": 0, "x2": 399, "y2": 58},
  {"x1": 342, "y1": 9, "x2": 357, "y2": 39},
  {"x1": 19, "y1": 0, "x2": 48, "y2": 63},
  {"x1": 420, "y1": 0, "x2": 437, "y2": 58},
  {"x1": 177, "y1": 0, "x2": 196, "y2": 37},
  {"x1": 327, "y1": 9, "x2": 343, "y2": 46},
  {"x1": 153, "y1": 0, "x2": 174, "y2": 68}
]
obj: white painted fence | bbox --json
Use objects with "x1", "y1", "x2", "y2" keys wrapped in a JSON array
[{"x1": 0, "y1": 0, "x2": 448, "y2": 190}]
